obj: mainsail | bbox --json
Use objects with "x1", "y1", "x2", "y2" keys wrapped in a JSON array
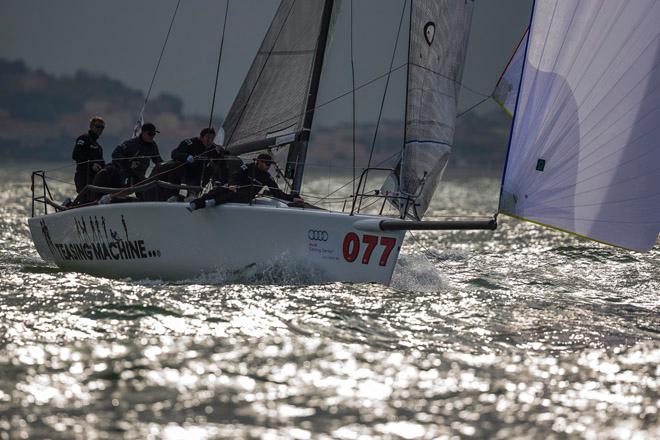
[
  {"x1": 390, "y1": 0, "x2": 474, "y2": 220},
  {"x1": 222, "y1": 0, "x2": 331, "y2": 155},
  {"x1": 500, "y1": 0, "x2": 660, "y2": 251}
]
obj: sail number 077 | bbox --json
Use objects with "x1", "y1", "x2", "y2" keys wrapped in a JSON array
[{"x1": 342, "y1": 233, "x2": 397, "y2": 266}]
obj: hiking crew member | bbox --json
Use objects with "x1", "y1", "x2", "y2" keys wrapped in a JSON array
[
  {"x1": 202, "y1": 141, "x2": 231, "y2": 186},
  {"x1": 72, "y1": 116, "x2": 106, "y2": 193},
  {"x1": 111, "y1": 122, "x2": 163, "y2": 187},
  {"x1": 171, "y1": 127, "x2": 218, "y2": 187},
  {"x1": 188, "y1": 153, "x2": 303, "y2": 211}
]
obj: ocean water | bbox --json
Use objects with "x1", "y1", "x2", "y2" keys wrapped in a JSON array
[{"x1": 1, "y1": 165, "x2": 658, "y2": 439}]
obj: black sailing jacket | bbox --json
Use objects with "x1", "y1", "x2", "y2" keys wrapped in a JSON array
[
  {"x1": 72, "y1": 131, "x2": 105, "y2": 192},
  {"x1": 111, "y1": 136, "x2": 163, "y2": 180},
  {"x1": 229, "y1": 163, "x2": 294, "y2": 202}
]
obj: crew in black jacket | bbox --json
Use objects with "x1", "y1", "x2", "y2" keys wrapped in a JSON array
[
  {"x1": 187, "y1": 153, "x2": 304, "y2": 211},
  {"x1": 111, "y1": 122, "x2": 163, "y2": 186},
  {"x1": 72, "y1": 163, "x2": 123, "y2": 205},
  {"x1": 72, "y1": 116, "x2": 106, "y2": 193},
  {"x1": 171, "y1": 127, "x2": 222, "y2": 187},
  {"x1": 203, "y1": 142, "x2": 232, "y2": 186}
]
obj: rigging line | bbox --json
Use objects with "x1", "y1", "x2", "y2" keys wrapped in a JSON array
[
  {"x1": 350, "y1": 0, "x2": 356, "y2": 197},
  {"x1": 407, "y1": 231, "x2": 439, "y2": 267},
  {"x1": 315, "y1": 150, "x2": 401, "y2": 204},
  {"x1": 362, "y1": 0, "x2": 408, "y2": 195},
  {"x1": 44, "y1": 162, "x2": 77, "y2": 173},
  {"x1": 456, "y1": 96, "x2": 491, "y2": 118},
  {"x1": 497, "y1": 0, "x2": 536, "y2": 208},
  {"x1": 136, "y1": 0, "x2": 181, "y2": 122},
  {"x1": 225, "y1": 0, "x2": 298, "y2": 145},
  {"x1": 494, "y1": 26, "x2": 529, "y2": 90},
  {"x1": 209, "y1": 0, "x2": 230, "y2": 128},
  {"x1": 408, "y1": 62, "x2": 492, "y2": 99},
  {"x1": 226, "y1": 62, "x2": 408, "y2": 146},
  {"x1": 41, "y1": 176, "x2": 76, "y2": 186}
]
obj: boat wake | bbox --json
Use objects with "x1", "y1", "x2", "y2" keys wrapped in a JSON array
[
  {"x1": 172, "y1": 254, "x2": 329, "y2": 286},
  {"x1": 390, "y1": 252, "x2": 447, "y2": 292}
]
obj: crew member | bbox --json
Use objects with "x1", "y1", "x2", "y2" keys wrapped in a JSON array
[
  {"x1": 202, "y1": 141, "x2": 231, "y2": 186},
  {"x1": 188, "y1": 153, "x2": 303, "y2": 211},
  {"x1": 72, "y1": 116, "x2": 106, "y2": 193},
  {"x1": 171, "y1": 127, "x2": 218, "y2": 187},
  {"x1": 72, "y1": 162, "x2": 123, "y2": 205},
  {"x1": 111, "y1": 122, "x2": 163, "y2": 187}
]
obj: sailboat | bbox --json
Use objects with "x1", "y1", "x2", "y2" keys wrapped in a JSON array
[{"x1": 27, "y1": 0, "x2": 659, "y2": 284}]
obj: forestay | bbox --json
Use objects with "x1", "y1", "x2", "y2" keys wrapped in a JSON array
[
  {"x1": 493, "y1": 29, "x2": 528, "y2": 117},
  {"x1": 500, "y1": 0, "x2": 660, "y2": 251},
  {"x1": 222, "y1": 0, "x2": 327, "y2": 149},
  {"x1": 393, "y1": 0, "x2": 474, "y2": 220}
]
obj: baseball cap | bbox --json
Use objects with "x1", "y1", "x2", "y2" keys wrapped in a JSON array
[
  {"x1": 256, "y1": 153, "x2": 274, "y2": 164},
  {"x1": 141, "y1": 123, "x2": 160, "y2": 133}
]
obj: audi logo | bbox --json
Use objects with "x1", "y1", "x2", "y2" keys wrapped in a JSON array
[{"x1": 308, "y1": 229, "x2": 328, "y2": 241}]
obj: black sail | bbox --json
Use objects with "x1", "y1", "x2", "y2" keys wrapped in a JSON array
[{"x1": 222, "y1": 0, "x2": 328, "y2": 151}]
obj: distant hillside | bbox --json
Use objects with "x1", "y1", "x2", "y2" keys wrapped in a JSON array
[
  {"x1": 0, "y1": 58, "x2": 511, "y2": 172},
  {"x1": 0, "y1": 58, "x2": 206, "y2": 161}
]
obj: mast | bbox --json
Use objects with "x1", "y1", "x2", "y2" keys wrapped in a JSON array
[
  {"x1": 287, "y1": 0, "x2": 335, "y2": 194},
  {"x1": 399, "y1": 0, "x2": 413, "y2": 218}
]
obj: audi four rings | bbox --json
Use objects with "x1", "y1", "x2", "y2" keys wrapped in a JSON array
[{"x1": 308, "y1": 230, "x2": 328, "y2": 241}]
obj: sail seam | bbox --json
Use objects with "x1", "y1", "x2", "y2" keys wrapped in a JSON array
[
  {"x1": 527, "y1": 2, "x2": 651, "y2": 171},
  {"x1": 529, "y1": 32, "x2": 660, "y2": 188}
]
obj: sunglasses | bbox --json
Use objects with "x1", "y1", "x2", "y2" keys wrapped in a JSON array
[
  {"x1": 94, "y1": 124, "x2": 105, "y2": 129},
  {"x1": 145, "y1": 131, "x2": 156, "y2": 137}
]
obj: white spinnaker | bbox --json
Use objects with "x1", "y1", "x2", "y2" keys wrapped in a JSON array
[{"x1": 500, "y1": 0, "x2": 660, "y2": 252}]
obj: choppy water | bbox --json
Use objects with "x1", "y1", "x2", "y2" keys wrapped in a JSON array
[{"x1": 1, "y1": 165, "x2": 659, "y2": 439}]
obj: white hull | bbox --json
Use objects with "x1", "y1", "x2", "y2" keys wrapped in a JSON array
[{"x1": 28, "y1": 200, "x2": 405, "y2": 284}]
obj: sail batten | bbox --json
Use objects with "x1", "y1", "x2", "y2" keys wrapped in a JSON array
[{"x1": 500, "y1": 0, "x2": 660, "y2": 252}]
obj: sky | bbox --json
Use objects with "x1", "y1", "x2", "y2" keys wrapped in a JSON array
[{"x1": 0, "y1": 0, "x2": 531, "y2": 122}]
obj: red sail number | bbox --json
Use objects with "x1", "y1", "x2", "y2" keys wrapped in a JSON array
[
  {"x1": 342, "y1": 233, "x2": 398, "y2": 266},
  {"x1": 342, "y1": 232, "x2": 360, "y2": 262}
]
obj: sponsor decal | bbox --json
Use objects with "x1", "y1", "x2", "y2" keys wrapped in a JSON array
[
  {"x1": 307, "y1": 228, "x2": 338, "y2": 261},
  {"x1": 307, "y1": 229, "x2": 328, "y2": 241},
  {"x1": 39, "y1": 215, "x2": 162, "y2": 262}
]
